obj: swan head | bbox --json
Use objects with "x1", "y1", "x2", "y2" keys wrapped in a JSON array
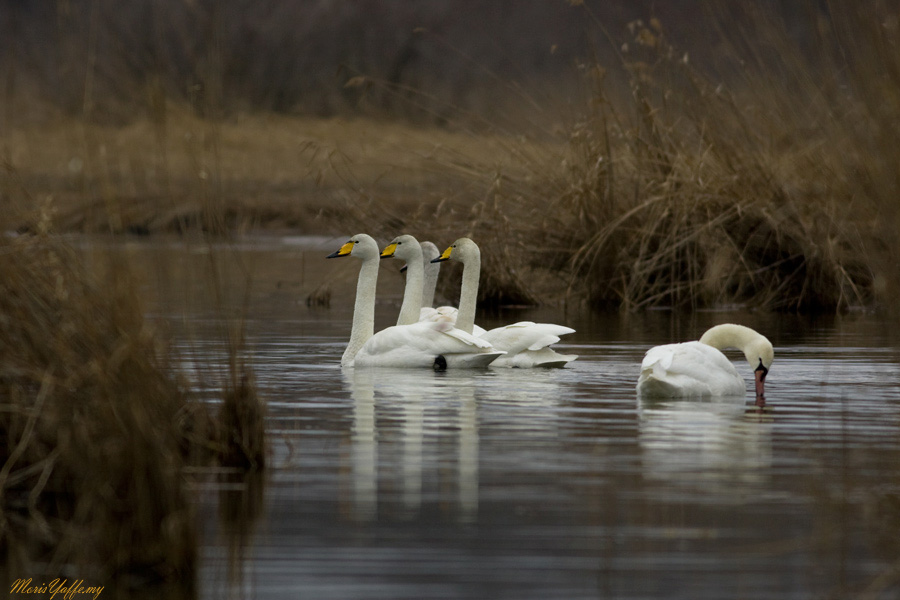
[
  {"x1": 746, "y1": 337, "x2": 774, "y2": 398},
  {"x1": 699, "y1": 323, "x2": 773, "y2": 397},
  {"x1": 380, "y1": 234, "x2": 423, "y2": 265},
  {"x1": 326, "y1": 234, "x2": 380, "y2": 260},
  {"x1": 413, "y1": 241, "x2": 441, "y2": 276},
  {"x1": 432, "y1": 237, "x2": 479, "y2": 264},
  {"x1": 420, "y1": 241, "x2": 440, "y2": 263}
]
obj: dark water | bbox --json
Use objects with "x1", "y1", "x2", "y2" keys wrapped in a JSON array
[{"x1": 115, "y1": 235, "x2": 900, "y2": 600}]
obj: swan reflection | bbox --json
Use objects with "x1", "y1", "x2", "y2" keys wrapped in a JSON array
[
  {"x1": 348, "y1": 368, "x2": 378, "y2": 520},
  {"x1": 637, "y1": 394, "x2": 773, "y2": 496},
  {"x1": 343, "y1": 368, "x2": 479, "y2": 521}
]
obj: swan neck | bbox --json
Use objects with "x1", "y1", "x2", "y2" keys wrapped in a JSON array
[
  {"x1": 421, "y1": 260, "x2": 439, "y2": 309},
  {"x1": 699, "y1": 324, "x2": 760, "y2": 364},
  {"x1": 455, "y1": 252, "x2": 480, "y2": 334},
  {"x1": 397, "y1": 255, "x2": 425, "y2": 326},
  {"x1": 344, "y1": 256, "x2": 378, "y2": 365}
]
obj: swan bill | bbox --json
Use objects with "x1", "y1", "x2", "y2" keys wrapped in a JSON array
[
  {"x1": 380, "y1": 242, "x2": 398, "y2": 259},
  {"x1": 754, "y1": 362, "x2": 768, "y2": 397},
  {"x1": 327, "y1": 241, "x2": 354, "y2": 258},
  {"x1": 432, "y1": 247, "x2": 452, "y2": 263}
]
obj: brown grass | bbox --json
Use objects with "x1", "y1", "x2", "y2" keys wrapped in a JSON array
[
  {"x1": 0, "y1": 218, "x2": 265, "y2": 593},
  {"x1": 3, "y1": 2, "x2": 898, "y2": 314},
  {"x1": 340, "y1": 4, "x2": 896, "y2": 313}
]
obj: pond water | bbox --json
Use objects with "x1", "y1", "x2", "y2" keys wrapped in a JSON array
[{"x1": 114, "y1": 235, "x2": 900, "y2": 599}]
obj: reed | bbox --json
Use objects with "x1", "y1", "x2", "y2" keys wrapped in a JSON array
[
  {"x1": 3, "y1": 2, "x2": 897, "y2": 313},
  {"x1": 346, "y1": 3, "x2": 893, "y2": 312},
  {"x1": 0, "y1": 232, "x2": 194, "y2": 591},
  {"x1": 0, "y1": 207, "x2": 266, "y2": 593}
]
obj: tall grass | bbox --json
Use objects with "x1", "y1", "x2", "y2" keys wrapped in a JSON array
[
  {"x1": 0, "y1": 201, "x2": 266, "y2": 593},
  {"x1": 550, "y1": 13, "x2": 877, "y2": 312},
  {"x1": 3, "y1": 2, "x2": 897, "y2": 313},
  {"x1": 346, "y1": 2, "x2": 895, "y2": 313},
  {"x1": 0, "y1": 232, "x2": 193, "y2": 593}
]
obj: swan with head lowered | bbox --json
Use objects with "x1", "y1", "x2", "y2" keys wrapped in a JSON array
[
  {"x1": 327, "y1": 233, "x2": 503, "y2": 369},
  {"x1": 636, "y1": 324, "x2": 773, "y2": 398},
  {"x1": 432, "y1": 237, "x2": 577, "y2": 368}
]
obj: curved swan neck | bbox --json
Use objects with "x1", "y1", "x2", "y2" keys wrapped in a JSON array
[
  {"x1": 699, "y1": 323, "x2": 772, "y2": 369},
  {"x1": 397, "y1": 247, "x2": 425, "y2": 326},
  {"x1": 344, "y1": 256, "x2": 379, "y2": 365},
  {"x1": 455, "y1": 247, "x2": 480, "y2": 335}
]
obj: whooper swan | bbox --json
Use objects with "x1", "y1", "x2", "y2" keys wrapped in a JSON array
[
  {"x1": 433, "y1": 237, "x2": 578, "y2": 368},
  {"x1": 327, "y1": 233, "x2": 503, "y2": 369}
]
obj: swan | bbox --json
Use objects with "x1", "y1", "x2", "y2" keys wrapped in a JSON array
[
  {"x1": 380, "y1": 234, "x2": 433, "y2": 327},
  {"x1": 327, "y1": 233, "x2": 504, "y2": 369},
  {"x1": 399, "y1": 240, "x2": 487, "y2": 335},
  {"x1": 432, "y1": 237, "x2": 578, "y2": 368},
  {"x1": 636, "y1": 324, "x2": 773, "y2": 398}
]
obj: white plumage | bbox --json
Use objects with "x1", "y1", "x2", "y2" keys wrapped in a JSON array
[
  {"x1": 433, "y1": 237, "x2": 577, "y2": 368},
  {"x1": 327, "y1": 233, "x2": 504, "y2": 368},
  {"x1": 353, "y1": 320, "x2": 499, "y2": 369},
  {"x1": 636, "y1": 324, "x2": 774, "y2": 398},
  {"x1": 417, "y1": 240, "x2": 487, "y2": 333}
]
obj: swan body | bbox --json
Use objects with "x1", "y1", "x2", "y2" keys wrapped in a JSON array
[
  {"x1": 352, "y1": 320, "x2": 499, "y2": 369},
  {"x1": 433, "y1": 237, "x2": 577, "y2": 368},
  {"x1": 327, "y1": 233, "x2": 503, "y2": 368},
  {"x1": 636, "y1": 324, "x2": 774, "y2": 398}
]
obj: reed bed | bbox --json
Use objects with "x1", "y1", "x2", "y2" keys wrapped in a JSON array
[
  {"x1": 345, "y1": 4, "x2": 895, "y2": 313},
  {"x1": 0, "y1": 220, "x2": 265, "y2": 594},
  {"x1": 3, "y1": 2, "x2": 897, "y2": 313}
]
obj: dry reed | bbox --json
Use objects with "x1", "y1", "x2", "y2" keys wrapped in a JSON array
[
  {"x1": 0, "y1": 215, "x2": 266, "y2": 594},
  {"x1": 342, "y1": 3, "x2": 893, "y2": 313}
]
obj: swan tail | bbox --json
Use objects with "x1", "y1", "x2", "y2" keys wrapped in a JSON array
[
  {"x1": 443, "y1": 351, "x2": 505, "y2": 369},
  {"x1": 490, "y1": 348, "x2": 577, "y2": 368},
  {"x1": 527, "y1": 334, "x2": 562, "y2": 352}
]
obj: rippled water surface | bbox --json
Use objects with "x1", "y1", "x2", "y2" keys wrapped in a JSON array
[{"x1": 118, "y1": 236, "x2": 900, "y2": 599}]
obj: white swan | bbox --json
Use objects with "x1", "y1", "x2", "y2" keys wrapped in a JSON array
[
  {"x1": 327, "y1": 233, "x2": 503, "y2": 369},
  {"x1": 636, "y1": 324, "x2": 774, "y2": 398},
  {"x1": 381, "y1": 234, "x2": 434, "y2": 327},
  {"x1": 433, "y1": 237, "x2": 578, "y2": 368},
  {"x1": 399, "y1": 240, "x2": 487, "y2": 335}
]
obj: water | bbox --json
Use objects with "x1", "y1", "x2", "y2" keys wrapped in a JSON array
[{"x1": 120, "y1": 235, "x2": 900, "y2": 599}]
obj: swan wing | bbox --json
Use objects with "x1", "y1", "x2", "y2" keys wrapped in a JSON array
[
  {"x1": 637, "y1": 341, "x2": 745, "y2": 398},
  {"x1": 479, "y1": 321, "x2": 577, "y2": 368},
  {"x1": 353, "y1": 320, "x2": 502, "y2": 368},
  {"x1": 480, "y1": 322, "x2": 573, "y2": 354}
]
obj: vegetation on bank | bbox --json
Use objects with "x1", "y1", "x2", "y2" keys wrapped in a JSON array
[
  {"x1": 0, "y1": 225, "x2": 265, "y2": 595},
  {"x1": 2, "y1": 2, "x2": 898, "y2": 314},
  {"x1": 0, "y1": 0, "x2": 898, "y2": 592},
  {"x1": 352, "y1": 4, "x2": 897, "y2": 314}
]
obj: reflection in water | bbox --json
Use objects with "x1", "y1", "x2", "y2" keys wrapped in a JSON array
[
  {"x1": 218, "y1": 469, "x2": 266, "y2": 594},
  {"x1": 458, "y1": 389, "x2": 478, "y2": 522},
  {"x1": 637, "y1": 394, "x2": 773, "y2": 494},
  {"x1": 401, "y1": 382, "x2": 424, "y2": 516},
  {"x1": 347, "y1": 369, "x2": 378, "y2": 521},
  {"x1": 343, "y1": 368, "x2": 482, "y2": 522}
]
